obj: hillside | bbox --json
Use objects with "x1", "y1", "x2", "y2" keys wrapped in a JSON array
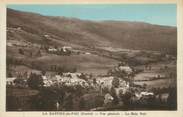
[{"x1": 7, "y1": 8, "x2": 177, "y2": 55}]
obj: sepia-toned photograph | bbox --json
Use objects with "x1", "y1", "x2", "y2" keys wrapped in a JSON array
[{"x1": 6, "y1": 4, "x2": 177, "y2": 111}]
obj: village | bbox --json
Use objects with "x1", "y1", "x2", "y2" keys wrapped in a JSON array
[
  {"x1": 7, "y1": 26, "x2": 177, "y2": 111},
  {"x1": 6, "y1": 49, "x2": 177, "y2": 111}
]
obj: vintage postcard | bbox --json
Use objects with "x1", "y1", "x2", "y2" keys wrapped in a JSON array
[{"x1": 0, "y1": 0, "x2": 183, "y2": 117}]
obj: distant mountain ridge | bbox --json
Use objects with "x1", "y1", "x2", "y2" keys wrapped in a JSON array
[{"x1": 7, "y1": 8, "x2": 177, "y2": 55}]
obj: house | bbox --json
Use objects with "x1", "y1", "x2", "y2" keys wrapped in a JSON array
[
  {"x1": 134, "y1": 92, "x2": 143, "y2": 100},
  {"x1": 63, "y1": 72, "x2": 81, "y2": 78},
  {"x1": 6, "y1": 77, "x2": 16, "y2": 86},
  {"x1": 48, "y1": 48, "x2": 57, "y2": 52},
  {"x1": 44, "y1": 34, "x2": 50, "y2": 38},
  {"x1": 7, "y1": 42, "x2": 13, "y2": 47},
  {"x1": 42, "y1": 75, "x2": 53, "y2": 87},
  {"x1": 17, "y1": 27, "x2": 22, "y2": 30},
  {"x1": 140, "y1": 91, "x2": 154, "y2": 97},
  {"x1": 118, "y1": 66, "x2": 133, "y2": 74},
  {"x1": 85, "y1": 52, "x2": 91, "y2": 55},
  {"x1": 119, "y1": 80, "x2": 129, "y2": 88},
  {"x1": 62, "y1": 46, "x2": 72, "y2": 52},
  {"x1": 97, "y1": 76, "x2": 114, "y2": 90}
]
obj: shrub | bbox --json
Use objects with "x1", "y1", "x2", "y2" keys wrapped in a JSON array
[{"x1": 27, "y1": 73, "x2": 44, "y2": 89}]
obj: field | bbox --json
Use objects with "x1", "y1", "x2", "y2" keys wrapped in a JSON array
[
  {"x1": 36, "y1": 54, "x2": 118, "y2": 74},
  {"x1": 134, "y1": 60, "x2": 176, "y2": 88},
  {"x1": 7, "y1": 50, "x2": 119, "y2": 75}
]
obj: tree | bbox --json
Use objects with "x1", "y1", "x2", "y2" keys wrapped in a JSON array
[
  {"x1": 110, "y1": 87, "x2": 119, "y2": 104},
  {"x1": 41, "y1": 70, "x2": 46, "y2": 76},
  {"x1": 30, "y1": 52, "x2": 32, "y2": 57},
  {"x1": 27, "y1": 73, "x2": 44, "y2": 89},
  {"x1": 93, "y1": 78, "x2": 97, "y2": 84},
  {"x1": 79, "y1": 73, "x2": 87, "y2": 80},
  {"x1": 7, "y1": 71, "x2": 13, "y2": 77},
  {"x1": 14, "y1": 78, "x2": 26, "y2": 88},
  {"x1": 110, "y1": 77, "x2": 120, "y2": 105},
  {"x1": 107, "y1": 69, "x2": 113, "y2": 76},
  {"x1": 120, "y1": 71, "x2": 128, "y2": 81},
  {"x1": 120, "y1": 91, "x2": 132, "y2": 106},
  {"x1": 167, "y1": 87, "x2": 177, "y2": 109},
  {"x1": 36, "y1": 49, "x2": 41, "y2": 57},
  {"x1": 79, "y1": 97, "x2": 86, "y2": 110},
  {"x1": 71, "y1": 67, "x2": 77, "y2": 73},
  {"x1": 120, "y1": 53, "x2": 128, "y2": 61},
  {"x1": 30, "y1": 87, "x2": 59, "y2": 111},
  {"x1": 142, "y1": 83, "x2": 147, "y2": 89},
  {"x1": 112, "y1": 77, "x2": 119, "y2": 88},
  {"x1": 18, "y1": 48, "x2": 24, "y2": 55},
  {"x1": 62, "y1": 92, "x2": 73, "y2": 110}
]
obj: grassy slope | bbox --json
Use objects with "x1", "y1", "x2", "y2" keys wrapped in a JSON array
[
  {"x1": 6, "y1": 8, "x2": 177, "y2": 75},
  {"x1": 34, "y1": 54, "x2": 118, "y2": 74},
  {"x1": 7, "y1": 8, "x2": 177, "y2": 54}
]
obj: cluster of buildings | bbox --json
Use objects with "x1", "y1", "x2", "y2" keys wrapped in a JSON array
[
  {"x1": 47, "y1": 46, "x2": 91, "y2": 55},
  {"x1": 7, "y1": 72, "x2": 88, "y2": 88},
  {"x1": 7, "y1": 63, "x2": 159, "y2": 110},
  {"x1": 42, "y1": 72, "x2": 88, "y2": 87},
  {"x1": 48, "y1": 46, "x2": 72, "y2": 53},
  {"x1": 6, "y1": 69, "x2": 131, "y2": 94}
]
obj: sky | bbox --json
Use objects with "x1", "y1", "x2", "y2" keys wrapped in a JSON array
[{"x1": 7, "y1": 4, "x2": 176, "y2": 26}]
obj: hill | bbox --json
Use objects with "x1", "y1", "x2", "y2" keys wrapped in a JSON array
[{"x1": 7, "y1": 8, "x2": 177, "y2": 55}]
